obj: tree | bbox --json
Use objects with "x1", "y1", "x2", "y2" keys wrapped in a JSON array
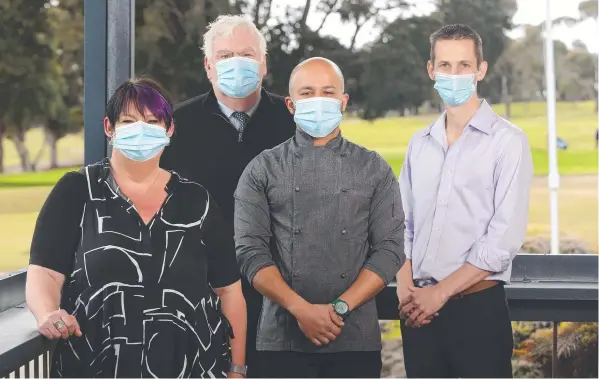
[
  {"x1": 41, "y1": 0, "x2": 84, "y2": 169},
  {"x1": 355, "y1": 16, "x2": 432, "y2": 120},
  {"x1": 493, "y1": 27, "x2": 545, "y2": 116},
  {"x1": 552, "y1": 0, "x2": 598, "y2": 110},
  {"x1": 493, "y1": 24, "x2": 590, "y2": 115},
  {"x1": 578, "y1": 0, "x2": 598, "y2": 111},
  {"x1": 336, "y1": 0, "x2": 408, "y2": 51},
  {"x1": 357, "y1": 42, "x2": 427, "y2": 120},
  {"x1": 0, "y1": 0, "x2": 65, "y2": 172},
  {"x1": 134, "y1": 0, "x2": 234, "y2": 103},
  {"x1": 434, "y1": 0, "x2": 518, "y2": 102},
  {"x1": 557, "y1": 47, "x2": 597, "y2": 102}
]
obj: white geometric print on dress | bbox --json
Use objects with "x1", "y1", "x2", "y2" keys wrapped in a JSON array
[
  {"x1": 160, "y1": 182, "x2": 210, "y2": 229},
  {"x1": 97, "y1": 210, "x2": 143, "y2": 241},
  {"x1": 158, "y1": 229, "x2": 185, "y2": 283},
  {"x1": 49, "y1": 162, "x2": 230, "y2": 378},
  {"x1": 83, "y1": 246, "x2": 150, "y2": 285}
]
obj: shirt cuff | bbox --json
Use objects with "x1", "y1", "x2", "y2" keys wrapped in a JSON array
[
  {"x1": 466, "y1": 241, "x2": 511, "y2": 273},
  {"x1": 404, "y1": 240, "x2": 413, "y2": 260},
  {"x1": 243, "y1": 254, "x2": 276, "y2": 285},
  {"x1": 363, "y1": 251, "x2": 403, "y2": 285}
]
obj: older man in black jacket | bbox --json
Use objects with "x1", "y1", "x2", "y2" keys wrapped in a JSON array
[{"x1": 160, "y1": 15, "x2": 295, "y2": 377}]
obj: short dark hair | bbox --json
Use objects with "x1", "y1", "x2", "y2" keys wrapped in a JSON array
[
  {"x1": 105, "y1": 77, "x2": 173, "y2": 129},
  {"x1": 429, "y1": 24, "x2": 483, "y2": 66}
]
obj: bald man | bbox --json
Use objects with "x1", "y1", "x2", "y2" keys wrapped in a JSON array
[{"x1": 234, "y1": 57, "x2": 405, "y2": 378}]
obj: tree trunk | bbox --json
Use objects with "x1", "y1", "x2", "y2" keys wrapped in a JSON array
[
  {"x1": 12, "y1": 130, "x2": 32, "y2": 172},
  {"x1": 314, "y1": 0, "x2": 340, "y2": 34},
  {"x1": 349, "y1": 19, "x2": 366, "y2": 52},
  {"x1": 253, "y1": 0, "x2": 264, "y2": 28},
  {"x1": 32, "y1": 127, "x2": 50, "y2": 171},
  {"x1": 295, "y1": 0, "x2": 312, "y2": 57},
  {"x1": 49, "y1": 133, "x2": 58, "y2": 169}
]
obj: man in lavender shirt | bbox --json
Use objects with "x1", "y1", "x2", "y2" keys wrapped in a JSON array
[{"x1": 397, "y1": 24, "x2": 533, "y2": 378}]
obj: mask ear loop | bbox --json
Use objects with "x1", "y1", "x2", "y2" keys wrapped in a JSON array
[
  {"x1": 471, "y1": 72, "x2": 479, "y2": 89},
  {"x1": 108, "y1": 128, "x2": 115, "y2": 146}
]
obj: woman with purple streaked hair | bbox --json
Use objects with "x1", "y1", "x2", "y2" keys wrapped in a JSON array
[{"x1": 26, "y1": 77, "x2": 247, "y2": 378}]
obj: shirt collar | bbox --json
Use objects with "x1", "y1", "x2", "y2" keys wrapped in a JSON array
[
  {"x1": 292, "y1": 128, "x2": 345, "y2": 154},
  {"x1": 425, "y1": 99, "x2": 496, "y2": 139},
  {"x1": 468, "y1": 99, "x2": 496, "y2": 134},
  {"x1": 217, "y1": 91, "x2": 262, "y2": 118},
  {"x1": 99, "y1": 158, "x2": 179, "y2": 195},
  {"x1": 426, "y1": 112, "x2": 447, "y2": 148}
]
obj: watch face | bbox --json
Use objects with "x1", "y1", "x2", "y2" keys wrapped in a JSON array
[{"x1": 334, "y1": 301, "x2": 349, "y2": 315}]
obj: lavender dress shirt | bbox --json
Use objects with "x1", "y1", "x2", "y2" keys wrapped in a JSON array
[{"x1": 399, "y1": 100, "x2": 533, "y2": 283}]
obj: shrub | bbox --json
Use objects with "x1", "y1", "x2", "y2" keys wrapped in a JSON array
[
  {"x1": 521, "y1": 322, "x2": 598, "y2": 378},
  {"x1": 512, "y1": 359, "x2": 543, "y2": 378},
  {"x1": 520, "y1": 236, "x2": 592, "y2": 254}
]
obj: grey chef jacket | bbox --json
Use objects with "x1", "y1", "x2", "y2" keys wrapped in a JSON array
[{"x1": 234, "y1": 129, "x2": 405, "y2": 353}]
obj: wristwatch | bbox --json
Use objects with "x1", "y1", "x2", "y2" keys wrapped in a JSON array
[
  {"x1": 332, "y1": 299, "x2": 350, "y2": 320},
  {"x1": 229, "y1": 364, "x2": 247, "y2": 377}
]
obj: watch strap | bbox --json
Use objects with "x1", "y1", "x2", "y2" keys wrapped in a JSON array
[{"x1": 229, "y1": 364, "x2": 247, "y2": 377}]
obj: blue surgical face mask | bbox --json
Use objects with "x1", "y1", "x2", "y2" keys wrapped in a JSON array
[
  {"x1": 293, "y1": 97, "x2": 343, "y2": 138},
  {"x1": 215, "y1": 57, "x2": 261, "y2": 98},
  {"x1": 433, "y1": 72, "x2": 477, "y2": 107},
  {"x1": 112, "y1": 121, "x2": 170, "y2": 162}
]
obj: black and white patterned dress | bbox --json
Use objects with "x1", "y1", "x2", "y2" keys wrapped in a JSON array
[{"x1": 29, "y1": 159, "x2": 239, "y2": 378}]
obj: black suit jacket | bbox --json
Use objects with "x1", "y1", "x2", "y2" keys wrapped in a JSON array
[{"x1": 160, "y1": 89, "x2": 296, "y2": 226}]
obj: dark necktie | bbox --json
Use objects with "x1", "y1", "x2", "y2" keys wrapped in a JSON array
[{"x1": 231, "y1": 111, "x2": 250, "y2": 142}]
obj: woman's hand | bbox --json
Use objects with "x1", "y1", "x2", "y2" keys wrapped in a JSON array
[
  {"x1": 214, "y1": 281, "x2": 247, "y2": 375},
  {"x1": 38, "y1": 309, "x2": 82, "y2": 339}
]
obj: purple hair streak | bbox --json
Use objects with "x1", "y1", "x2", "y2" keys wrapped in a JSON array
[{"x1": 105, "y1": 77, "x2": 173, "y2": 129}]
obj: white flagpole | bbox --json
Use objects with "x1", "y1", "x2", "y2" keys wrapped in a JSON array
[{"x1": 544, "y1": 0, "x2": 560, "y2": 254}]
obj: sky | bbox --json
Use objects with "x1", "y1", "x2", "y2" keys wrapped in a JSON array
[{"x1": 269, "y1": 0, "x2": 599, "y2": 53}]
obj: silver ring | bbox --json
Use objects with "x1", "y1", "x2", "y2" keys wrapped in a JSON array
[{"x1": 54, "y1": 320, "x2": 65, "y2": 329}]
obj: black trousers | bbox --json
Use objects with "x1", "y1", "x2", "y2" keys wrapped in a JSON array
[
  {"x1": 255, "y1": 351, "x2": 382, "y2": 378},
  {"x1": 401, "y1": 284, "x2": 513, "y2": 378},
  {"x1": 242, "y1": 278, "x2": 262, "y2": 378}
]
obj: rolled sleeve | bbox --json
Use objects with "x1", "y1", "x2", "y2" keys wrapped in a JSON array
[
  {"x1": 234, "y1": 157, "x2": 275, "y2": 285},
  {"x1": 243, "y1": 254, "x2": 275, "y2": 285},
  {"x1": 364, "y1": 161, "x2": 406, "y2": 284},
  {"x1": 466, "y1": 241, "x2": 511, "y2": 273},
  {"x1": 466, "y1": 132, "x2": 533, "y2": 273}
]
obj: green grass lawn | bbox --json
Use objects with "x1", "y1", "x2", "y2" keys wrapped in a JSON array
[
  {"x1": 0, "y1": 166, "x2": 77, "y2": 188},
  {"x1": 0, "y1": 101, "x2": 596, "y2": 272},
  {"x1": 342, "y1": 100, "x2": 598, "y2": 176}
]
